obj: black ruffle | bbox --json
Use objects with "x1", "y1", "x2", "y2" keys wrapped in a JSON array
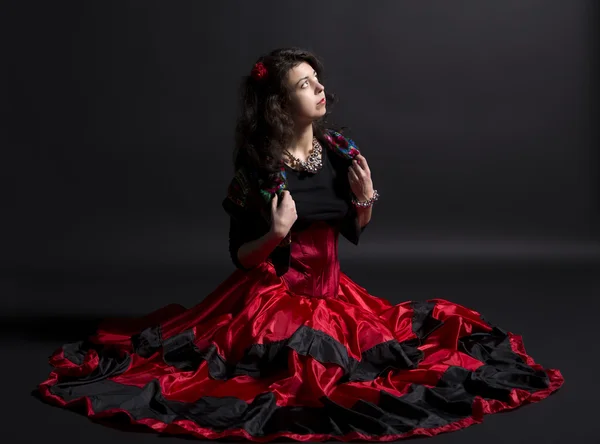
[
  {"x1": 410, "y1": 300, "x2": 444, "y2": 339},
  {"x1": 50, "y1": 377, "x2": 476, "y2": 436},
  {"x1": 130, "y1": 323, "x2": 424, "y2": 382},
  {"x1": 50, "y1": 343, "x2": 131, "y2": 395}
]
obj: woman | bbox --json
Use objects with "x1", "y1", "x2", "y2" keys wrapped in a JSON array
[{"x1": 37, "y1": 48, "x2": 564, "y2": 442}]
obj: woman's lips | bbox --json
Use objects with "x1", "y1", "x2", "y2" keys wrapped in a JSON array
[{"x1": 317, "y1": 98, "x2": 326, "y2": 105}]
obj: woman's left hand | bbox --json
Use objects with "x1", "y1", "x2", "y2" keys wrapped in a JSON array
[{"x1": 348, "y1": 154, "x2": 374, "y2": 201}]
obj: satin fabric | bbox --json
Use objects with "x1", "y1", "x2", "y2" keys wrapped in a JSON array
[
  {"x1": 37, "y1": 222, "x2": 564, "y2": 442},
  {"x1": 282, "y1": 221, "x2": 341, "y2": 299}
]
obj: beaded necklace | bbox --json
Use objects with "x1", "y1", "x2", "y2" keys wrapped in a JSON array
[{"x1": 282, "y1": 137, "x2": 323, "y2": 174}]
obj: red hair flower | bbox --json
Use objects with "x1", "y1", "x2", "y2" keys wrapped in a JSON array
[{"x1": 251, "y1": 61, "x2": 268, "y2": 81}]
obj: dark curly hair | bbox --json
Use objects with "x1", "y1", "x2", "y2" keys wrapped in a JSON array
[{"x1": 233, "y1": 47, "x2": 343, "y2": 181}]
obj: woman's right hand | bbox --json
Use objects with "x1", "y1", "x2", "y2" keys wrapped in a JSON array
[{"x1": 270, "y1": 190, "x2": 297, "y2": 238}]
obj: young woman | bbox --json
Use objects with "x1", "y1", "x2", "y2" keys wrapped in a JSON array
[{"x1": 37, "y1": 47, "x2": 564, "y2": 442}]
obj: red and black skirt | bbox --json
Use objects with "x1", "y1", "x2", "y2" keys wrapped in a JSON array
[{"x1": 37, "y1": 263, "x2": 564, "y2": 442}]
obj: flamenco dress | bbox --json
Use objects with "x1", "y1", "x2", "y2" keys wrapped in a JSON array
[{"x1": 37, "y1": 146, "x2": 564, "y2": 442}]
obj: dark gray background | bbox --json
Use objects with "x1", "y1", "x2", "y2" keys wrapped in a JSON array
[{"x1": 1, "y1": 1, "x2": 598, "y2": 443}]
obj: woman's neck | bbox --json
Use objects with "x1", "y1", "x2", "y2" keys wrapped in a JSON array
[{"x1": 286, "y1": 124, "x2": 314, "y2": 161}]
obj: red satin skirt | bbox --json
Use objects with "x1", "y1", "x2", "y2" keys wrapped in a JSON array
[{"x1": 37, "y1": 223, "x2": 564, "y2": 442}]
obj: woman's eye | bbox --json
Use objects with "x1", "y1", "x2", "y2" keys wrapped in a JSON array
[{"x1": 301, "y1": 74, "x2": 317, "y2": 88}]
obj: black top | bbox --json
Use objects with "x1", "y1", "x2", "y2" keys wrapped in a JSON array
[
  {"x1": 283, "y1": 144, "x2": 350, "y2": 231},
  {"x1": 228, "y1": 146, "x2": 353, "y2": 270}
]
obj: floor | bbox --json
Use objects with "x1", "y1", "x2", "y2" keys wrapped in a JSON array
[{"x1": 1, "y1": 258, "x2": 597, "y2": 443}]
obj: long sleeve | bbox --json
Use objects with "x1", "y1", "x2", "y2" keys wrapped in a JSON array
[
  {"x1": 228, "y1": 212, "x2": 291, "y2": 274},
  {"x1": 228, "y1": 214, "x2": 256, "y2": 271},
  {"x1": 222, "y1": 166, "x2": 257, "y2": 271},
  {"x1": 223, "y1": 168, "x2": 283, "y2": 272},
  {"x1": 339, "y1": 205, "x2": 369, "y2": 245}
]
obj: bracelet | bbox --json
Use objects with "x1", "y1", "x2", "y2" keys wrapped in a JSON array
[{"x1": 352, "y1": 189, "x2": 379, "y2": 208}]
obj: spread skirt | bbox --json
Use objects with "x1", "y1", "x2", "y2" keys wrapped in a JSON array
[{"x1": 37, "y1": 262, "x2": 564, "y2": 442}]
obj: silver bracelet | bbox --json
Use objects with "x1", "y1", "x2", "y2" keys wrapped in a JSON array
[{"x1": 352, "y1": 189, "x2": 379, "y2": 208}]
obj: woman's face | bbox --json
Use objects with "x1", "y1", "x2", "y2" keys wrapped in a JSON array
[{"x1": 286, "y1": 61, "x2": 326, "y2": 124}]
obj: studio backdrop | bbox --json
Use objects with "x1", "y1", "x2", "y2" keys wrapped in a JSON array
[{"x1": 3, "y1": 0, "x2": 598, "y2": 312}]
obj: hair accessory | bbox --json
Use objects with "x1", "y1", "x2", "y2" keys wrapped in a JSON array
[{"x1": 251, "y1": 61, "x2": 268, "y2": 81}]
